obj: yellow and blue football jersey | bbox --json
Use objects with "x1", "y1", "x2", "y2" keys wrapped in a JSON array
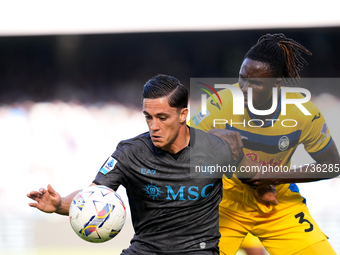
[{"x1": 190, "y1": 83, "x2": 332, "y2": 214}]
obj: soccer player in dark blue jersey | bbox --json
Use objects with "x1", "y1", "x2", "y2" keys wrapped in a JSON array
[{"x1": 28, "y1": 74, "x2": 267, "y2": 254}]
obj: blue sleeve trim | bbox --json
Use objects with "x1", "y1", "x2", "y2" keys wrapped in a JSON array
[
  {"x1": 289, "y1": 183, "x2": 306, "y2": 204},
  {"x1": 288, "y1": 183, "x2": 300, "y2": 193},
  {"x1": 309, "y1": 137, "x2": 333, "y2": 156}
]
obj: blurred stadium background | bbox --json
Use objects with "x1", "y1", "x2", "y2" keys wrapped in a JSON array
[{"x1": 1, "y1": 1, "x2": 340, "y2": 254}]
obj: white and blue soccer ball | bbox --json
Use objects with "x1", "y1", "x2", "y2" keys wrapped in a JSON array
[{"x1": 69, "y1": 185, "x2": 126, "y2": 243}]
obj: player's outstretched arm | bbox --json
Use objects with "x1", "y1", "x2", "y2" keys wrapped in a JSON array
[
  {"x1": 246, "y1": 141, "x2": 340, "y2": 186},
  {"x1": 27, "y1": 184, "x2": 62, "y2": 213},
  {"x1": 280, "y1": 140, "x2": 340, "y2": 183},
  {"x1": 27, "y1": 183, "x2": 96, "y2": 215}
]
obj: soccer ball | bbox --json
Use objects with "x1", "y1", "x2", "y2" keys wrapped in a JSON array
[{"x1": 69, "y1": 185, "x2": 126, "y2": 243}]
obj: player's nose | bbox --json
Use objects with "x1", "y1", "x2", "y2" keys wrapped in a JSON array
[
  {"x1": 150, "y1": 119, "x2": 160, "y2": 131},
  {"x1": 240, "y1": 80, "x2": 249, "y2": 93}
]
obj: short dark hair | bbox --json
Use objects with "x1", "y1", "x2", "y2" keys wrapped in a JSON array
[
  {"x1": 244, "y1": 33, "x2": 312, "y2": 85},
  {"x1": 142, "y1": 74, "x2": 188, "y2": 109}
]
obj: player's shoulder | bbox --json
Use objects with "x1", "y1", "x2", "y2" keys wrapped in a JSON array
[
  {"x1": 218, "y1": 83, "x2": 240, "y2": 98},
  {"x1": 217, "y1": 83, "x2": 239, "y2": 108},
  {"x1": 192, "y1": 127, "x2": 230, "y2": 150},
  {"x1": 117, "y1": 132, "x2": 152, "y2": 151},
  {"x1": 191, "y1": 127, "x2": 239, "y2": 170},
  {"x1": 205, "y1": 83, "x2": 239, "y2": 114}
]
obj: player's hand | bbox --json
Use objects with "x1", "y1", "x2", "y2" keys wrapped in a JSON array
[
  {"x1": 254, "y1": 185, "x2": 278, "y2": 206},
  {"x1": 241, "y1": 171, "x2": 279, "y2": 205},
  {"x1": 207, "y1": 129, "x2": 243, "y2": 161},
  {"x1": 27, "y1": 184, "x2": 61, "y2": 213}
]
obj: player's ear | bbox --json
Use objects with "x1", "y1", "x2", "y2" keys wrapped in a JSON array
[{"x1": 179, "y1": 108, "x2": 188, "y2": 123}]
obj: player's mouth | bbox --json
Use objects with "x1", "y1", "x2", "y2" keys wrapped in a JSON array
[{"x1": 151, "y1": 135, "x2": 162, "y2": 141}]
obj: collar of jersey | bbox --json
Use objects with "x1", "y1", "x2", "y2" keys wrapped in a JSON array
[{"x1": 188, "y1": 125, "x2": 194, "y2": 147}]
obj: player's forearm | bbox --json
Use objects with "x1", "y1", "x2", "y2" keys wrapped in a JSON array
[
  {"x1": 235, "y1": 155, "x2": 261, "y2": 179},
  {"x1": 241, "y1": 162, "x2": 340, "y2": 187},
  {"x1": 267, "y1": 142, "x2": 340, "y2": 184},
  {"x1": 271, "y1": 163, "x2": 340, "y2": 185},
  {"x1": 56, "y1": 190, "x2": 80, "y2": 216}
]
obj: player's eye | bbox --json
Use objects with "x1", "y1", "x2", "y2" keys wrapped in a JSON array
[
  {"x1": 144, "y1": 115, "x2": 152, "y2": 120},
  {"x1": 159, "y1": 117, "x2": 167, "y2": 121}
]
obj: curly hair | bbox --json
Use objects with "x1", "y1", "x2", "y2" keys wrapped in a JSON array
[{"x1": 244, "y1": 33, "x2": 312, "y2": 85}]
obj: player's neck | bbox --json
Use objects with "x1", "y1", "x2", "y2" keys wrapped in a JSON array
[{"x1": 249, "y1": 94, "x2": 281, "y2": 123}]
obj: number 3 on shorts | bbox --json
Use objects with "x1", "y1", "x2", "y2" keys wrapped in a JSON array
[{"x1": 295, "y1": 212, "x2": 314, "y2": 232}]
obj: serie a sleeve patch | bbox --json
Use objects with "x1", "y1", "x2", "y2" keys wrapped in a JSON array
[
  {"x1": 192, "y1": 109, "x2": 211, "y2": 126},
  {"x1": 99, "y1": 156, "x2": 118, "y2": 175}
]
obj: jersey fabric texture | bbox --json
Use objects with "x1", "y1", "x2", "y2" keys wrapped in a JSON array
[
  {"x1": 190, "y1": 84, "x2": 334, "y2": 254},
  {"x1": 94, "y1": 127, "x2": 241, "y2": 255}
]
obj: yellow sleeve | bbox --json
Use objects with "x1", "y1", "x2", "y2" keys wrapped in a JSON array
[
  {"x1": 188, "y1": 87, "x2": 234, "y2": 131},
  {"x1": 298, "y1": 101, "x2": 332, "y2": 154}
]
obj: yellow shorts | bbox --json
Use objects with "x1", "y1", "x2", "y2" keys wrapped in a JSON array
[
  {"x1": 240, "y1": 233, "x2": 263, "y2": 249},
  {"x1": 219, "y1": 179, "x2": 335, "y2": 255}
]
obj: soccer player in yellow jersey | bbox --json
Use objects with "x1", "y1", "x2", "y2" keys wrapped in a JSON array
[{"x1": 190, "y1": 34, "x2": 340, "y2": 255}]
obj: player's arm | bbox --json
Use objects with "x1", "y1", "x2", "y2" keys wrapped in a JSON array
[
  {"x1": 208, "y1": 129, "x2": 269, "y2": 179},
  {"x1": 208, "y1": 128, "x2": 278, "y2": 205},
  {"x1": 232, "y1": 150, "x2": 279, "y2": 205},
  {"x1": 27, "y1": 183, "x2": 96, "y2": 215},
  {"x1": 207, "y1": 129, "x2": 243, "y2": 161},
  {"x1": 275, "y1": 140, "x2": 340, "y2": 184},
  {"x1": 246, "y1": 140, "x2": 340, "y2": 186},
  {"x1": 27, "y1": 146, "x2": 125, "y2": 215}
]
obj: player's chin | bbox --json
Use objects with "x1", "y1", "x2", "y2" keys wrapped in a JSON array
[{"x1": 151, "y1": 138, "x2": 164, "y2": 147}]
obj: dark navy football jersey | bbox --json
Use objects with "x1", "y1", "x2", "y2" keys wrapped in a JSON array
[{"x1": 93, "y1": 127, "x2": 240, "y2": 254}]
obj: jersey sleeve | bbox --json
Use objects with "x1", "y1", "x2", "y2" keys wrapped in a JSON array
[
  {"x1": 195, "y1": 129, "x2": 244, "y2": 179},
  {"x1": 93, "y1": 143, "x2": 129, "y2": 190},
  {"x1": 299, "y1": 102, "x2": 332, "y2": 156},
  {"x1": 218, "y1": 136, "x2": 244, "y2": 178}
]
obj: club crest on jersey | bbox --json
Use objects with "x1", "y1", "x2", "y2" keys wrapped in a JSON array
[
  {"x1": 99, "y1": 157, "x2": 117, "y2": 175},
  {"x1": 278, "y1": 136, "x2": 290, "y2": 151}
]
